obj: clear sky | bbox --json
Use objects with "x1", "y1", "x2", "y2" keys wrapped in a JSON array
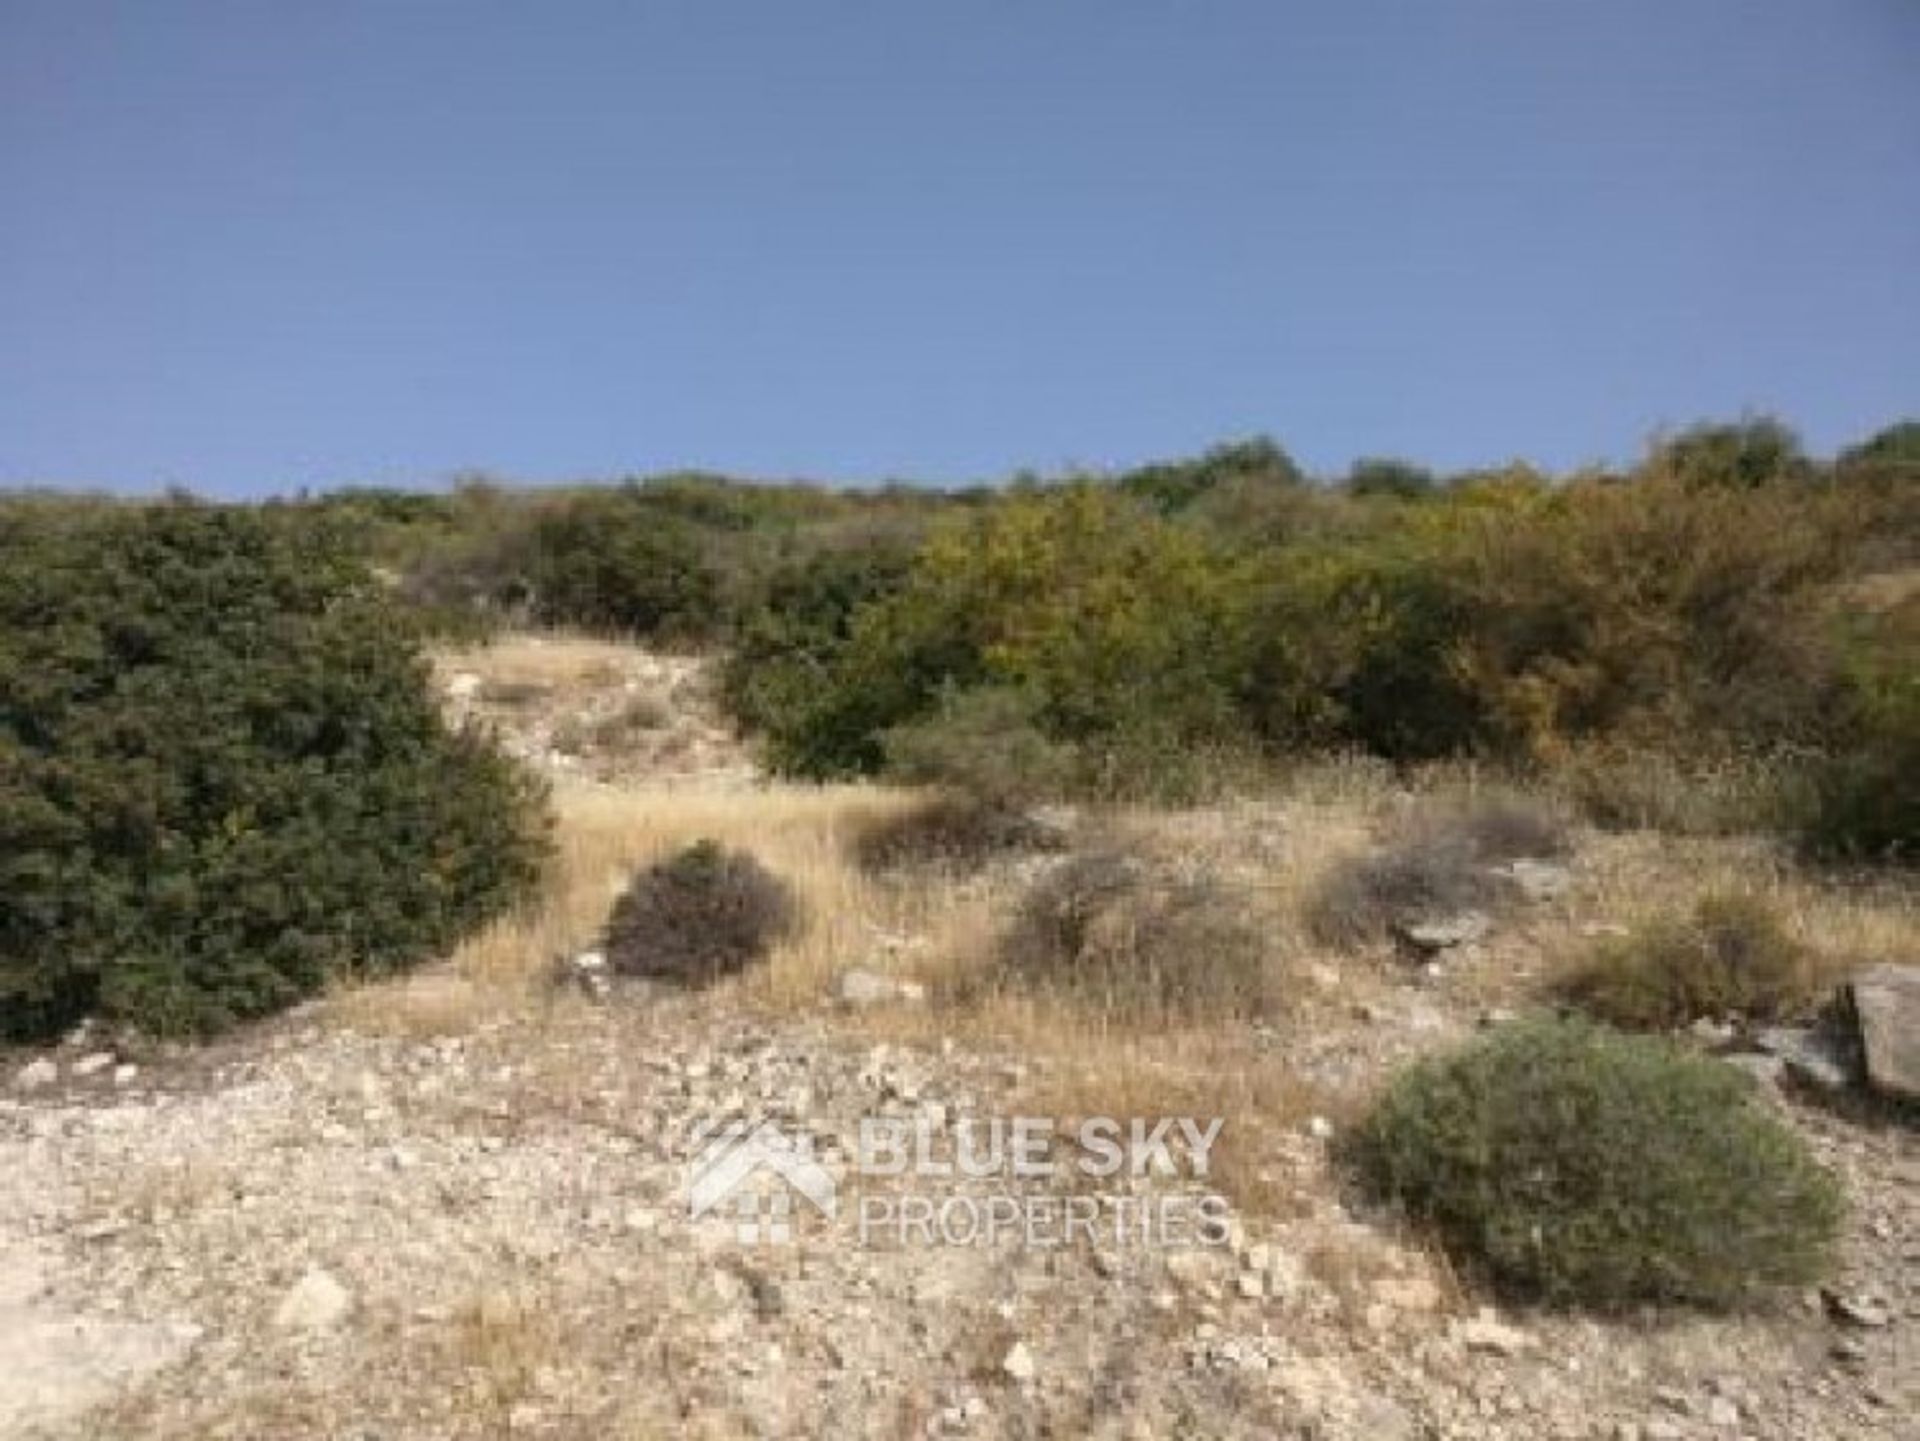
[{"x1": 3, "y1": 3, "x2": 1916, "y2": 495}]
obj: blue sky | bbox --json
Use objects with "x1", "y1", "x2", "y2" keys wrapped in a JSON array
[{"x1": 3, "y1": 3, "x2": 1915, "y2": 494}]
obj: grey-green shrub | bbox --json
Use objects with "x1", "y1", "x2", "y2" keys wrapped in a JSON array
[{"x1": 1352, "y1": 1018, "x2": 1841, "y2": 1308}]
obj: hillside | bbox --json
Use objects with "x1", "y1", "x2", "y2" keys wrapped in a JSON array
[{"x1": 3, "y1": 635, "x2": 1914, "y2": 1439}]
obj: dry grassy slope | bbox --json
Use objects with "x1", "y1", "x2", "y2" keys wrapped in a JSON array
[{"x1": 1, "y1": 633, "x2": 1915, "y2": 1439}]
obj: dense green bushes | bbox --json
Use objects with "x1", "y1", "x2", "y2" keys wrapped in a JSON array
[
  {"x1": 1352, "y1": 1019, "x2": 1841, "y2": 1308},
  {"x1": 0, "y1": 502, "x2": 548, "y2": 1040},
  {"x1": 1799, "y1": 598, "x2": 1920, "y2": 863},
  {"x1": 73, "y1": 411, "x2": 1907, "y2": 863},
  {"x1": 738, "y1": 485, "x2": 1262, "y2": 793},
  {"x1": 721, "y1": 447, "x2": 1898, "y2": 826}
]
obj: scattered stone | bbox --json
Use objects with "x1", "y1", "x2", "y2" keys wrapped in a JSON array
[
  {"x1": 11, "y1": 1058, "x2": 58, "y2": 1092},
  {"x1": 70, "y1": 1052, "x2": 115, "y2": 1078},
  {"x1": 1396, "y1": 911, "x2": 1491, "y2": 952},
  {"x1": 1372, "y1": 1274, "x2": 1442, "y2": 1313},
  {"x1": 1703, "y1": 1394, "x2": 1740, "y2": 1428},
  {"x1": 557, "y1": 949, "x2": 611, "y2": 999},
  {"x1": 1848, "y1": 963, "x2": 1920, "y2": 1103},
  {"x1": 1720, "y1": 1052, "x2": 1787, "y2": 1092},
  {"x1": 832, "y1": 968, "x2": 928, "y2": 1009},
  {"x1": 1450, "y1": 1307, "x2": 1534, "y2": 1356},
  {"x1": 1001, "y1": 1340, "x2": 1037, "y2": 1384},
  {"x1": 1689, "y1": 1016, "x2": 1736, "y2": 1047},
  {"x1": 1492, "y1": 859, "x2": 1571, "y2": 902},
  {"x1": 1830, "y1": 1335, "x2": 1869, "y2": 1366},
  {"x1": 1753, "y1": 1025, "x2": 1857, "y2": 1093},
  {"x1": 1306, "y1": 1115, "x2": 1334, "y2": 1140},
  {"x1": 1478, "y1": 1007, "x2": 1519, "y2": 1029},
  {"x1": 271, "y1": 1266, "x2": 354, "y2": 1332},
  {"x1": 1821, "y1": 1287, "x2": 1893, "y2": 1329},
  {"x1": 111, "y1": 1063, "x2": 139, "y2": 1088}
]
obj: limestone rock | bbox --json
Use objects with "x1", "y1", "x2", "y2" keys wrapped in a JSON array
[
  {"x1": 272, "y1": 1266, "x2": 354, "y2": 1332},
  {"x1": 11, "y1": 1058, "x2": 58, "y2": 1092},
  {"x1": 1848, "y1": 964, "x2": 1920, "y2": 1103},
  {"x1": 832, "y1": 968, "x2": 928, "y2": 1009},
  {"x1": 1395, "y1": 911, "x2": 1491, "y2": 952}
]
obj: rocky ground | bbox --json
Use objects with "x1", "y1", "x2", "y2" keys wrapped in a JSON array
[
  {"x1": 2, "y1": 639, "x2": 1914, "y2": 1439},
  {"x1": 3, "y1": 986, "x2": 1914, "y2": 1439}
]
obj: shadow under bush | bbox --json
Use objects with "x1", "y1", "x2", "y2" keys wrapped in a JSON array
[
  {"x1": 851, "y1": 794, "x2": 1066, "y2": 874},
  {"x1": 1350, "y1": 1018, "x2": 1842, "y2": 1308},
  {"x1": 602, "y1": 840, "x2": 799, "y2": 986}
]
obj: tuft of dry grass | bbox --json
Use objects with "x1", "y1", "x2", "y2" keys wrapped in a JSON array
[
  {"x1": 990, "y1": 850, "x2": 1278, "y2": 1024},
  {"x1": 1561, "y1": 889, "x2": 1822, "y2": 1030}
]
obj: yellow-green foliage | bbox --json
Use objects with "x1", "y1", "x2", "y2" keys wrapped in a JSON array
[{"x1": 757, "y1": 485, "x2": 1264, "y2": 784}]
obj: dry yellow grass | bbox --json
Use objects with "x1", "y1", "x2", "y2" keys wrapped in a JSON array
[{"x1": 431, "y1": 631, "x2": 656, "y2": 691}]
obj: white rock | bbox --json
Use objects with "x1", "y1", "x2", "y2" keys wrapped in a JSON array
[
  {"x1": 70, "y1": 1052, "x2": 115, "y2": 1078},
  {"x1": 111, "y1": 1064, "x2": 139, "y2": 1087},
  {"x1": 1450, "y1": 1307, "x2": 1534, "y2": 1356},
  {"x1": 1493, "y1": 859, "x2": 1571, "y2": 903},
  {"x1": 1398, "y1": 912, "x2": 1492, "y2": 951},
  {"x1": 12, "y1": 1058, "x2": 58, "y2": 1091},
  {"x1": 272, "y1": 1266, "x2": 354, "y2": 1332},
  {"x1": 1001, "y1": 1340, "x2": 1037, "y2": 1383},
  {"x1": 1704, "y1": 1395, "x2": 1740, "y2": 1429},
  {"x1": 832, "y1": 968, "x2": 926, "y2": 1008}
]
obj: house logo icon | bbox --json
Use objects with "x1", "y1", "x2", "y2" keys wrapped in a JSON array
[{"x1": 686, "y1": 1116, "x2": 837, "y2": 1244}]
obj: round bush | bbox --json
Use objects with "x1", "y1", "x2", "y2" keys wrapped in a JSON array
[
  {"x1": 0, "y1": 502, "x2": 550, "y2": 1040},
  {"x1": 603, "y1": 840, "x2": 798, "y2": 985},
  {"x1": 1352, "y1": 1018, "x2": 1841, "y2": 1308}
]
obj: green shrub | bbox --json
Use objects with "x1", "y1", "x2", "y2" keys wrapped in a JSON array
[
  {"x1": 1351, "y1": 1018, "x2": 1842, "y2": 1308},
  {"x1": 994, "y1": 851, "x2": 1274, "y2": 1022},
  {"x1": 1563, "y1": 892, "x2": 1816, "y2": 1031},
  {"x1": 1116, "y1": 436, "x2": 1304, "y2": 515},
  {"x1": 1646, "y1": 416, "x2": 1811, "y2": 490},
  {"x1": 880, "y1": 686, "x2": 1077, "y2": 808},
  {"x1": 722, "y1": 538, "x2": 918, "y2": 748},
  {"x1": 0, "y1": 502, "x2": 549, "y2": 1040},
  {"x1": 1799, "y1": 599, "x2": 1920, "y2": 864},
  {"x1": 519, "y1": 492, "x2": 725, "y2": 641},
  {"x1": 744, "y1": 484, "x2": 1263, "y2": 788},
  {"x1": 602, "y1": 840, "x2": 798, "y2": 985}
]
